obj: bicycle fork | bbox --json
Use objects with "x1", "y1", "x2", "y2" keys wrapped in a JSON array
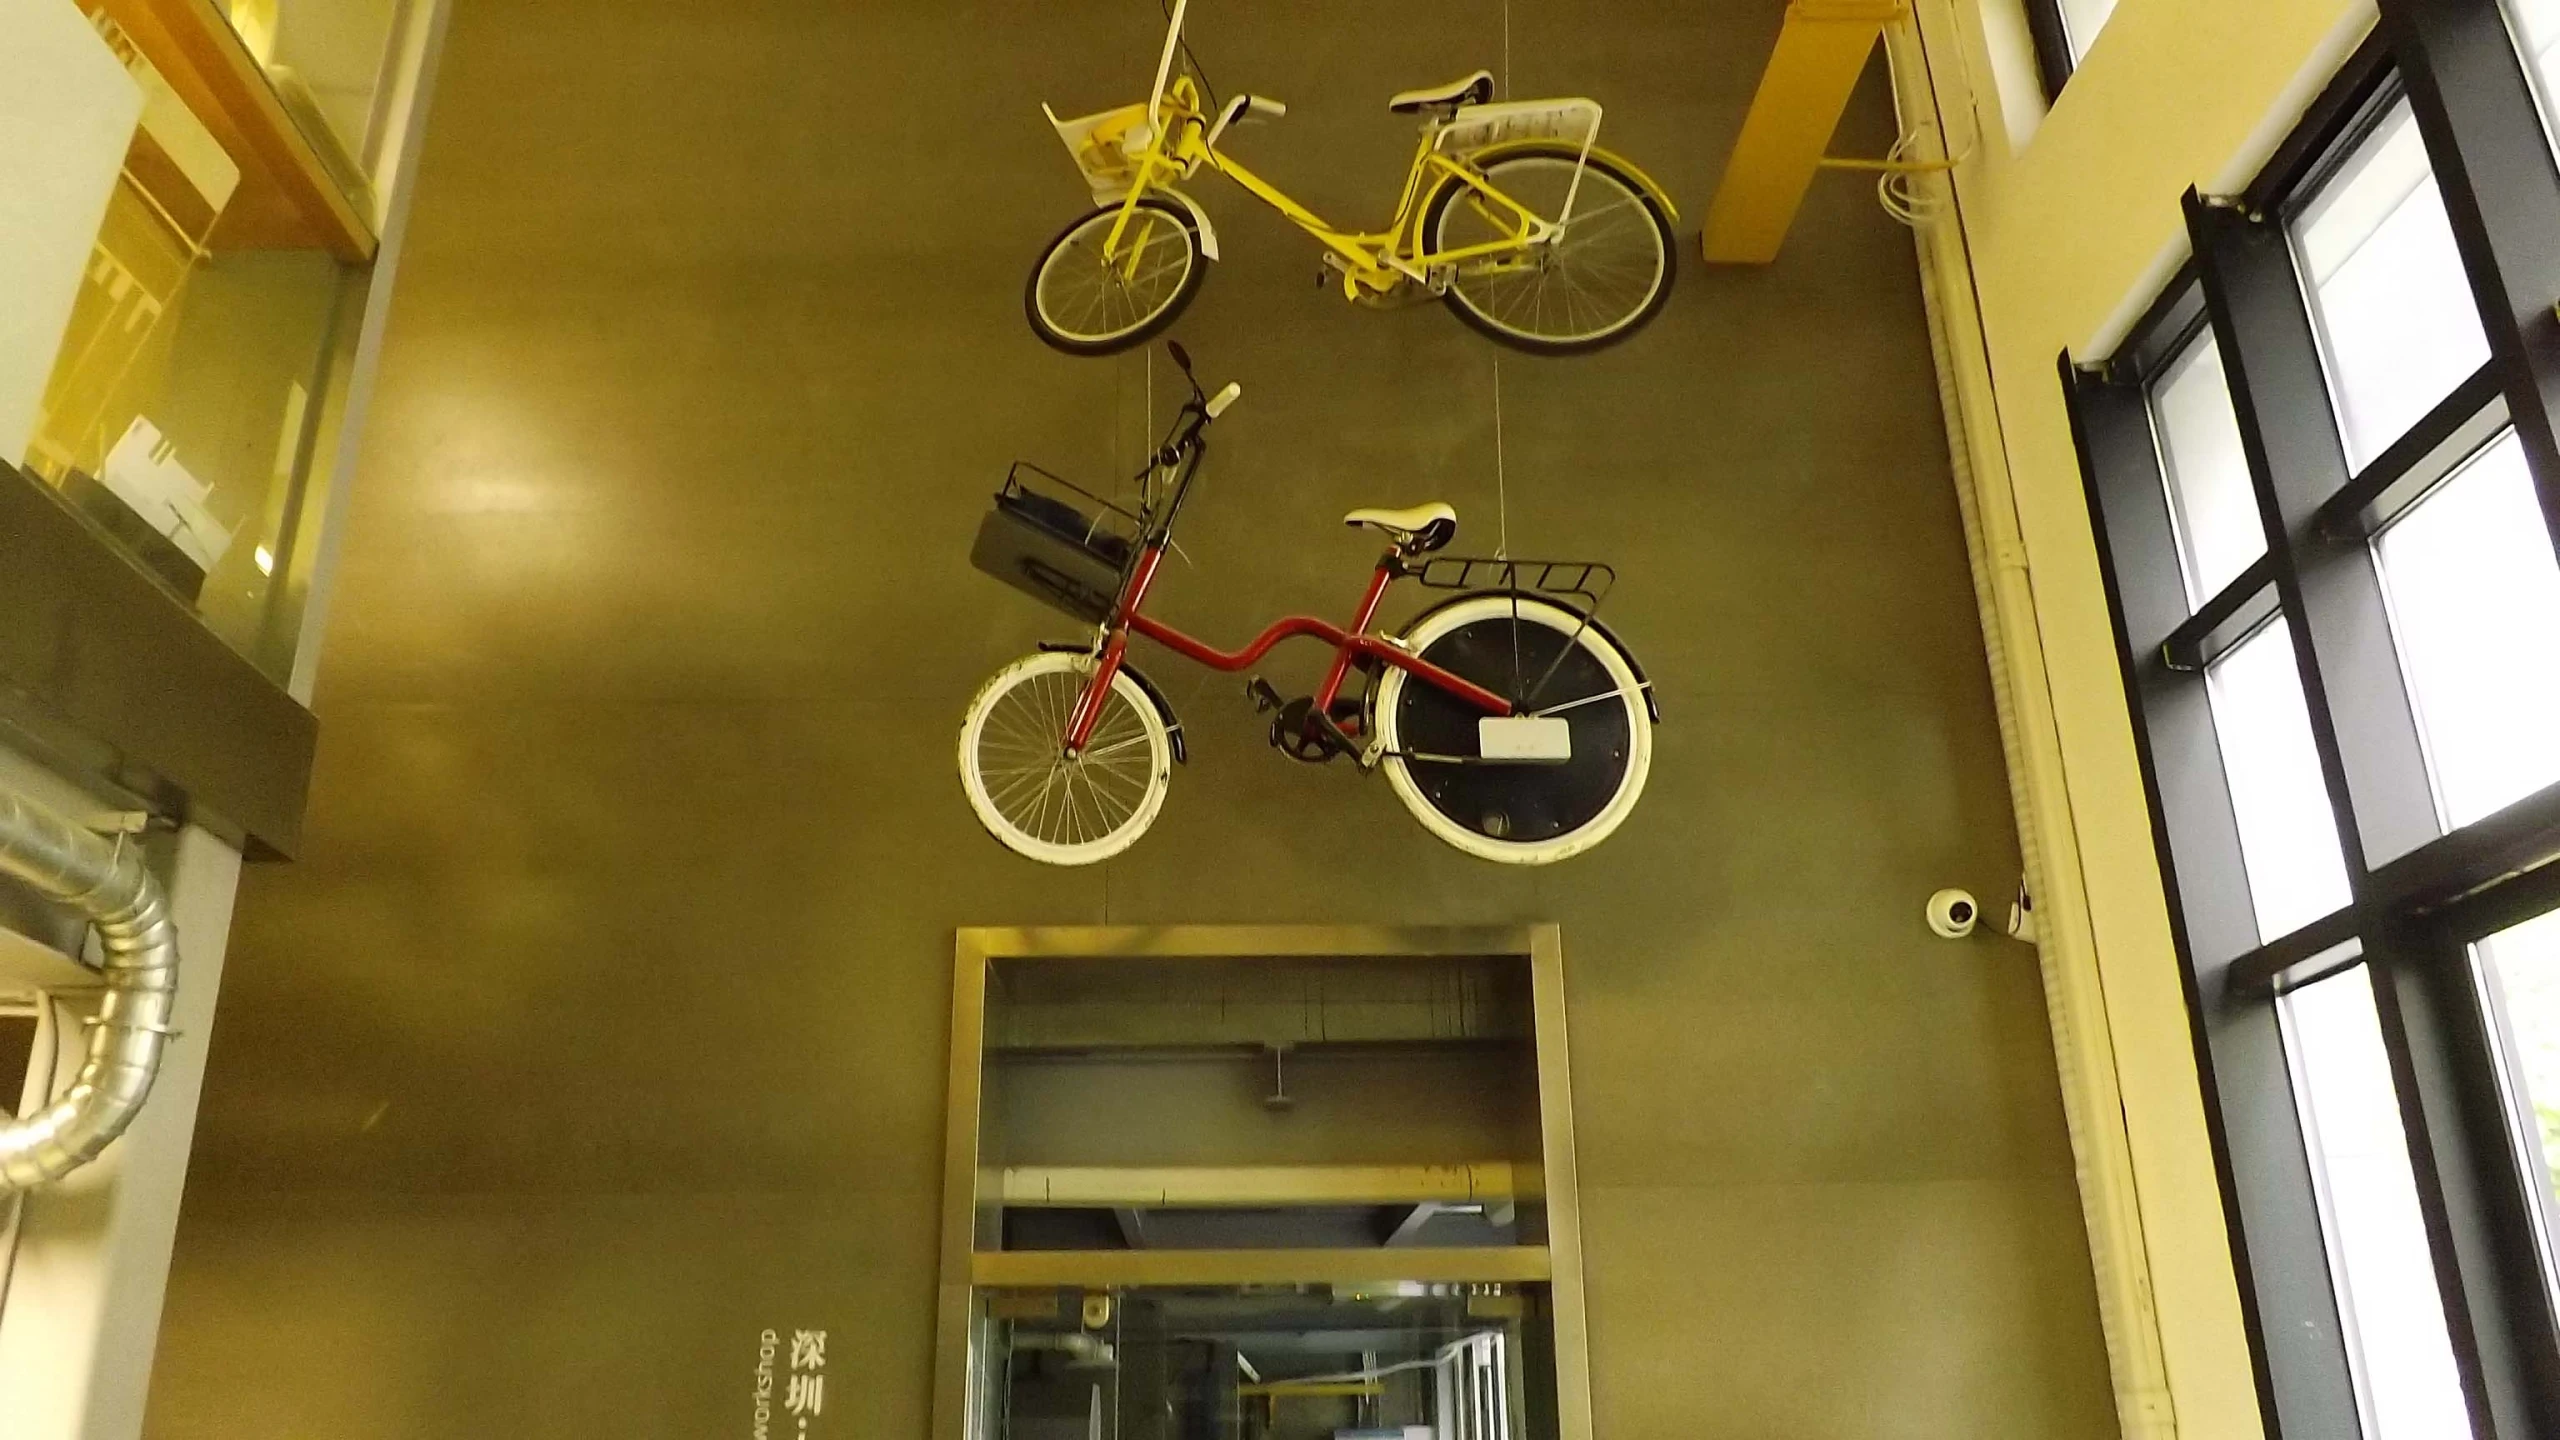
[{"x1": 1062, "y1": 628, "x2": 1131, "y2": 756}]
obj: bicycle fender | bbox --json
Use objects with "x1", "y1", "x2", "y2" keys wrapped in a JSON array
[
  {"x1": 1456, "y1": 141, "x2": 1679, "y2": 222},
  {"x1": 1037, "y1": 642, "x2": 1189, "y2": 762},
  {"x1": 1156, "y1": 186, "x2": 1222, "y2": 261}
]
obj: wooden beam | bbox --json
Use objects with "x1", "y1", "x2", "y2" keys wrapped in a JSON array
[
  {"x1": 1239, "y1": 1381, "x2": 1384, "y2": 1399},
  {"x1": 969, "y1": 1246, "x2": 1551, "y2": 1289},
  {"x1": 1701, "y1": 0, "x2": 1900, "y2": 264},
  {"x1": 999, "y1": 1162, "x2": 1535, "y2": 1209},
  {"x1": 88, "y1": 0, "x2": 376, "y2": 259}
]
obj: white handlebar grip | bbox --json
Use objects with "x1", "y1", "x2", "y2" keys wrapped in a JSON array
[
  {"x1": 1250, "y1": 95, "x2": 1288, "y2": 119},
  {"x1": 1206, "y1": 382, "x2": 1242, "y2": 418}
]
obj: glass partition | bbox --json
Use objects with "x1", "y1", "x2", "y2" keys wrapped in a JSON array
[
  {"x1": 17, "y1": 3, "x2": 403, "y2": 683},
  {"x1": 216, "y1": 0, "x2": 413, "y2": 208},
  {"x1": 974, "y1": 1282, "x2": 1558, "y2": 1440}
]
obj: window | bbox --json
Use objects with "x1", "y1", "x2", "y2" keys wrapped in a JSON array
[
  {"x1": 2282, "y1": 964, "x2": 2476, "y2": 1438},
  {"x1": 2476, "y1": 905, "x2": 2560, "y2": 1303},
  {"x1": 2070, "y1": 7, "x2": 2560, "y2": 1430},
  {"x1": 2055, "y1": 0, "x2": 2118, "y2": 61},
  {"x1": 2026, "y1": 0, "x2": 2120, "y2": 96},
  {"x1": 2294, "y1": 101, "x2": 2491, "y2": 470},
  {"x1": 2150, "y1": 330, "x2": 2266, "y2": 604},
  {"x1": 2505, "y1": 0, "x2": 2560, "y2": 148},
  {"x1": 2374, "y1": 432, "x2": 2560, "y2": 826},
  {"x1": 2207, "y1": 620, "x2": 2353, "y2": 942}
]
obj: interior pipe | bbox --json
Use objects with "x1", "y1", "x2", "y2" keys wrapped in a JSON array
[
  {"x1": 1887, "y1": 8, "x2": 2177, "y2": 1435},
  {"x1": 0, "y1": 790, "x2": 177, "y2": 1195}
]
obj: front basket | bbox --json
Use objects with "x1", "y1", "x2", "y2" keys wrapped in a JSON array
[{"x1": 970, "y1": 462, "x2": 1145, "y2": 624}]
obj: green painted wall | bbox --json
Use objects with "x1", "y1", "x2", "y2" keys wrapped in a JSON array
[{"x1": 145, "y1": 0, "x2": 2118, "y2": 1435}]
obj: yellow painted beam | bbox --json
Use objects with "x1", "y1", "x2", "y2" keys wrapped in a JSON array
[
  {"x1": 997, "y1": 1162, "x2": 1536, "y2": 1209},
  {"x1": 969, "y1": 1246, "x2": 1551, "y2": 1289},
  {"x1": 1239, "y1": 1381, "x2": 1384, "y2": 1399},
  {"x1": 1701, "y1": 0, "x2": 1901, "y2": 264}
]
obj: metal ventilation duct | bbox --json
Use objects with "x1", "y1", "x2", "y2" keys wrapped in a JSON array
[{"x1": 0, "y1": 790, "x2": 177, "y2": 1194}]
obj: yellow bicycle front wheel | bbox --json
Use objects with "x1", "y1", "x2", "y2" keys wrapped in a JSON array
[
  {"x1": 1424, "y1": 151, "x2": 1675, "y2": 356},
  {"x1": 1026, "y1": 198, "x2": 1207, "y2": 356}
]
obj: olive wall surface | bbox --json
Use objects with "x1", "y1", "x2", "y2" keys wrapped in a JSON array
[{"x1": 143, "y1": 1, "x2": 2119, "y2": 1436}]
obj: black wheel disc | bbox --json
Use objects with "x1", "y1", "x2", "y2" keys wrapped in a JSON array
[{"x1": 1395, "y1": 613, "x2": 1633, "y2": 843}]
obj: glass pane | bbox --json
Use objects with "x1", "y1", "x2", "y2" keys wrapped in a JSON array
[
  {"x1": 2151, "y1": 329, "x2": 2266, "y2": 605},
  {"x1": 21, "y1": 31, "x2": 371, "y2": 683},
  {"x1": 2059, "y1": 0, "x2": 2119, "y2": 61},
  {"x1": 2505, "y1": 0, "x2": 2560, "y2": 155},
  {"x1": 978, "y1": 1282, "x2": 1559, "y2": 1440},
  {"x1": 2281, "y1": 965, "x2": 2475, "y2": 1440},
  {"x1": 2295, "y1": 101, "x2": 2492, "y2": 471},
  {"x1": 2207, "y1": 620, "x2": 2355, "y2": 941},
  {"x1": 2375, "y1": 431, "x2": 2560, "y2": 828},
  {"x1": 2476, "y1": 904, "x2": 2560, "y2": 1304}
]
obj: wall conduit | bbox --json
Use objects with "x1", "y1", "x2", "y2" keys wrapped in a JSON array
[{"x1": 0, "y1": 790, "x2": 177, "y2": 1195}]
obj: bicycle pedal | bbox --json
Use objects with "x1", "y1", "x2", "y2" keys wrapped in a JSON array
[{"x1": 1247, "y1": 677, "x2": 1286, "y2": 714}]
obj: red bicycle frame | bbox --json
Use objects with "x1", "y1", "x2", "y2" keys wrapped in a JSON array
[{"x1": 1062, "y1": 541, "x2": 1515, "y2": 754}]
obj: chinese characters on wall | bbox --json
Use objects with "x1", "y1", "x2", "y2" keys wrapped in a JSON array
[{"x1": 753, "y1": 1326, "x2": 828, "y2": 1437}]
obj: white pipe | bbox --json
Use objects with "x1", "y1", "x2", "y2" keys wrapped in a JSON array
[
  {"x1": 1887, "y1": 8, "x2": 2179, "y2": 1436},
  {"x1": 0, "y1": 792, "x2": 177, "y2": 1194}
]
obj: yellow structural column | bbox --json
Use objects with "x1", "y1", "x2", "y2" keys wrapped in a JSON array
[{"x1": 1701, "y1": 0, "x2": 1903, "y2": 264}]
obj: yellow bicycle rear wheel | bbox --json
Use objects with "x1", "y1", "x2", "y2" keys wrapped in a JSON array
[{"x1": 1425, "y1": 151, "x2": 1674, "y2": 355}]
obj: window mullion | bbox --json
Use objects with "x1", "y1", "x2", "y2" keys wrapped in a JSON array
[
  {"x1": 2386, "y1": 0, "x2": 2560, "y2": 565},
  {"x1": 2367, "y1": 917, "x2": 2560, "y2": 1436},
  {"x1": 2025, "y1": 0, "x2": 2076, "y2": 100},
  {"x1": 2064, "y1": 354, "x2": 2364, "y2": 1438},
  {"x1": 2185, "y1": 188, "x2": 2441, "y2": 874}
]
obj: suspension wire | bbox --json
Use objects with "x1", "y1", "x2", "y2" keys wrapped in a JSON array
[
  {"x1": 1156, "y1": 0, "x2": 1218, "y2": 111},
  {"x1": 1492, "y1": 357, "x2": 1511, "y2": 560}
]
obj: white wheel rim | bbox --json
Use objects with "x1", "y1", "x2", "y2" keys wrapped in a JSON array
[
  {"x1": 1437, "y1": 159, "x2": 1666, "y2": 347},
  {"x1": 959, "y1": 652, "x2": 1171, "y2": 865},
  {"x1": 1375, "y1": 596, "x2": 1651, "y2": 864},
  {"x1": 1034, "y1": 206, "x2": 1197, "y2": 346}
]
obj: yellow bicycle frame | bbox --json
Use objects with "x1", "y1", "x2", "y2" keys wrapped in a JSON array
[{"x1": 1098, "y1": 79, "x2": 1561, "y2": 302}]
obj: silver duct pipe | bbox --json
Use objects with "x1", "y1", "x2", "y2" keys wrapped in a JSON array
[{"x1": 0, "y1": 790, "x2": 178, "y2": 1194}]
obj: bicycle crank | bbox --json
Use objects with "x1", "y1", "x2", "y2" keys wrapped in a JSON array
[{"x1": 1266, "y1": 695, "x2": 1365, "y2": 764}]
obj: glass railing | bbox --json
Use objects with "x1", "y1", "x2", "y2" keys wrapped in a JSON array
[
  {"x1": 16, "y1": 2, "x2": 417, "y2": 685},
  {"x1": 214, "y1": 0, "x2": 411, "y2": 216}
]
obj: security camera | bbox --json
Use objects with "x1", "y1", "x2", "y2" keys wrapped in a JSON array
[{"x1": 1927, "y1": 888, "x2": 1980, "y2": 940}]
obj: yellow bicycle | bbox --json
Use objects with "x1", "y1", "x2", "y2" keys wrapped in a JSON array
[{"x1": 1028, "y1": 0, "x2": 1679, "y2": 357}]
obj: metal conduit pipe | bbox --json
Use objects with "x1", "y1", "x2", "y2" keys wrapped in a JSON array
[{"x1": 0, "y1": 789, "x2": 177, "y2": 1195}]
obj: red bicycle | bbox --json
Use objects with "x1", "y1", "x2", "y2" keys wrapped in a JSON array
[{"x1": 960, "y1": 346, "x2": 1655, "y2": 865}]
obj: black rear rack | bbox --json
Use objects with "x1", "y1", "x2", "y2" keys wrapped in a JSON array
[{"x1": 1404, "y1": 555, "x2": 1616, "y2": 614}]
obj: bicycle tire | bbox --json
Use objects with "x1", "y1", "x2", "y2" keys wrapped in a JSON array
[
  {"x1": 959, "y1": 651, "x2": 1172, "y2": 864},
  {"x1": 1373, "y1": 593, "x2": 1652, "y2": 863},
  {"x1": 1421, "y1": 149, "x2": 1676, "y2": 356},
  {"x1": 1025, "y1": 198, "x2": 1208, "y2": 356}
]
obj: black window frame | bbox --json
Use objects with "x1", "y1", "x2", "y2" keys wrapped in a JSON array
[
  {"x1": 2026, "y1": 0, "x2": 2081, "y2": 99},
  {"x1": 2066, "y1": 3, "x2": 2560, "y2": 1437}
]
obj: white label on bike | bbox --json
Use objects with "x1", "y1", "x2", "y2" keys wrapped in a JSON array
[{"x1": 1479, "y1": 715, "x2": 1572, "y2": 762}]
